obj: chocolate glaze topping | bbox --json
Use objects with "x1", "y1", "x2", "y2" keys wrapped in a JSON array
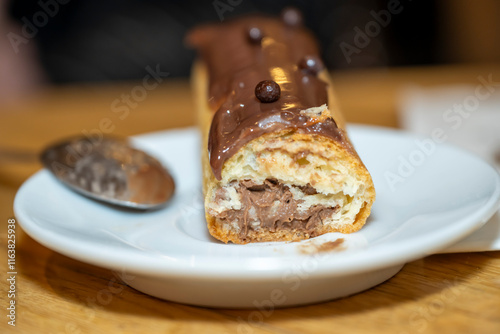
[{"x1": 187, "y1": 14, "x2": 343, "y2": 180}]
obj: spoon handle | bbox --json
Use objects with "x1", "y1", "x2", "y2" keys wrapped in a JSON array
[{"x1": 0, "y1": 148, "x2": 37, "y2": 163}]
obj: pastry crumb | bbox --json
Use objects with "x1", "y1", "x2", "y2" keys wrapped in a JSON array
[{"x1": 297, "y1": 238, "x2": 345, "y2": 255}]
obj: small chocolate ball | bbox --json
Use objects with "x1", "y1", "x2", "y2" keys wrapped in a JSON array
[
  {"x1": 299, "y1": 56, "x2": 324, "y2": 75},
  {"x1": 247, "y1": 27, "x2": 263, "y2": 44},
  {"x1": 281, "y1": 7, "x2": 303, "y2": 27},
  {"x1": 255, "y1": 80, "x2": 281, "y2": 103}
]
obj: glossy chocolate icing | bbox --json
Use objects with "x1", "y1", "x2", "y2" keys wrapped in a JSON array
[{"x1": 187, "y1": 15, "x2": 343, "y2": 180}]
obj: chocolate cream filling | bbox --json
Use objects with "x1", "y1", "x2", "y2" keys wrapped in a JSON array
[{"x1": 216, "y1": 179, "x2": 340, "y2": 239}]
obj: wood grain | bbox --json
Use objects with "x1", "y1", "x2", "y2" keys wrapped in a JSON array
[{"x1": 1, "y1": 65, "x2": 500, "y2": 334}]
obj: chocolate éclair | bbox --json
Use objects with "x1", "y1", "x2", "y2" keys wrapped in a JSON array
[{"x1": 187, "y1": 9, "x2": 375, "y2": 244}]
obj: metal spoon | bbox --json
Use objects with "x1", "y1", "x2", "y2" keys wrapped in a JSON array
[{"x1": 40, "y1": 136, "x2": 175, "y2": 210}]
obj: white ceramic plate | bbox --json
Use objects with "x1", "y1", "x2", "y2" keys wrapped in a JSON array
[{"x1": 14, "y1": 126, "x2": 500, "y2": 308}]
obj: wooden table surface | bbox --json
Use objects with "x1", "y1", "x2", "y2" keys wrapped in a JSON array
[{"x1": 1, "y1": 64, "x2": 500, "y2": 334}]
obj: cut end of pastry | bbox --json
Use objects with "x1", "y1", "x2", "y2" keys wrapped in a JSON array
[{"x1": 204, "y1": 130, "x2": 375, "y2": 244}]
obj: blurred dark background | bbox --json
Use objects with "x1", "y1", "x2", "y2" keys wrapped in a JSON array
[{"x1": 1, "y1": 0, "x2": 499, "y2": 103}]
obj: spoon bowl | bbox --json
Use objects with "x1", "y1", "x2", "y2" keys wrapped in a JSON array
[{"x1": 41, "y1": 136, "x2": 175, "y2": 210}]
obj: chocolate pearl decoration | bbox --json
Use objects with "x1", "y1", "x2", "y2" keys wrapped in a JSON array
[
  {"x1": 255, "y1": 80, "x2": 281, "y2": 103},
  {"x1": 247, "y1": 27, "x2": 263, "y2": 44},
  {"x1": 299, "y1": 55, "x2": 324, "y2": 75},
  {"x1": 281, "y1": 7, "x2": 303, "y2": 26}
]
